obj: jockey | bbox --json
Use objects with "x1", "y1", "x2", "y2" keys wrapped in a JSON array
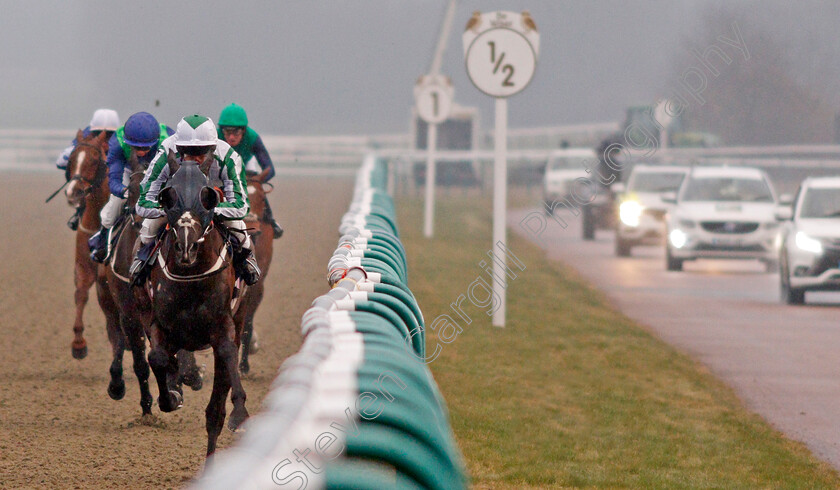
[
  {"x1": 56, "y1": 108, "x2": 120, "y2": 230},
  {"x1": 88, "y1": 112, "x2": 174, "y2": 263},
  {"x1": 129, "y1": 114, "x2": 261, "y2": 286},
  {"x1": 218, "y1": 103, "x2": 283, "y2": 238}
]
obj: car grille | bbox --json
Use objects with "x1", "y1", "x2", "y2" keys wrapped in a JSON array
[
  {"x1": 695, "y1": 243, "x2": 765, "y2": 252},
  {"x1": 806, "y1": 249, "x2": 840, "y2": 276},
  {"x1": 700, "y1": 221, "x2": 759, "y2": 234}
]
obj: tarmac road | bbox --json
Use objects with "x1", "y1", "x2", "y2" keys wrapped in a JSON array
[{"x1": 511, "y1": 207, "x2": 840, "y2": 470}]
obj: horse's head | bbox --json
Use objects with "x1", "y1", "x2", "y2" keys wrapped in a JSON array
[
  {"x1": 125, "y1": 149, "x2": 149, "y2": 209},
  {"x1": 245, "y1": 172, "x2": 268, "y2": 223},
  {"x1": 65, "y1": 130, "x2": 108, "y2": 207},
  {"x1": 158, "y1": 150, "x2": 219, "y2": 266}
]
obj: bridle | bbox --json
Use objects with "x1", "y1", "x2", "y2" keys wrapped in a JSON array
[{"x1": 68, "y1": 141, "x2": 108, "y2": 195}]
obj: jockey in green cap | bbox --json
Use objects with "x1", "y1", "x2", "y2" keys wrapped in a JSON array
[
  {"x1": 218, "y1": 103, "x2": 283, "y2": 239},
  {"x1": 129, "y1": 114, "x2": 261, "y2": 287}
]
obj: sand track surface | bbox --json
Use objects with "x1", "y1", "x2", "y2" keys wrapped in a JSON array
[{"x1": 0, "y1": 171, "x2": 353, "y2": 489}]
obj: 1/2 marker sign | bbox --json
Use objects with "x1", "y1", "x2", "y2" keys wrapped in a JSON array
[
  {"x1": 463, "y1": 11, "x2": 540, "y2": 98},
  {"x1": 414, "y1": 74, "x2": 454, "y2": 124}
]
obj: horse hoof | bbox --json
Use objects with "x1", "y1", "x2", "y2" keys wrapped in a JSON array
[
  {"x1": 158, "y1": 390, "x2": 183, "y2": 412},
  {"x1": 239, "y1": 360, "x2": 250, "y2": 375},
  {"x1": 107, "y1": 380, "x2": 126, "y2": 400},
  {"x1": 184, "y1": 373, "x2": 203, "y2": 391},
  {"x1": 227, "y1": 407, "x2": 249, "y2": 432},
  {"x1": 72, "y1": 345, "x2": 88, "y2": 360}
]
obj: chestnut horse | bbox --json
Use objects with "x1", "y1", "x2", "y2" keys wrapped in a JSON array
[
  {"x1": 145, "y1": 153, "x2": 248, "y2": 456},
  {"x1": 64, "y1": 130, "x2": 110, "y2": 359},
  {"x1": 237, "y1": 173, "x2": 274, "y2": 374}
]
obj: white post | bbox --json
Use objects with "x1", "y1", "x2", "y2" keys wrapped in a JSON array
[
  {"x1": 492, "y1": 97, "x2": 507, "y2": 327},
  {"x1": 424, "y1": 123, "x2": 438, "y2": 238}
]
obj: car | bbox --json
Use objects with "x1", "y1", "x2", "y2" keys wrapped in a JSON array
[
  {"x1": 663, "y1": 166, "x2": 780, "y2": 272},
  {"x1": 614, "y1": 164, "x2": 689, "y2": 256},
  {"x1": 777, "y1": 177, "x2": 840, "y2": 304},
  {"x1": 542, "y1": 148, "x2": 597, "y2": 204}
]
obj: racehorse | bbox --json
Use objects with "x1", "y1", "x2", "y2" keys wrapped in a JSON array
[
  {"x1": 95, "y1": 152, "x2": 154, "y2": 412},
  {"x1": 64, "y1": 130, "x2": 110, "y2": 359},
  {"x1": 145, "y1": 151, "x2": 249, "y2": 456},
  {"x1": 236, "y1": 173, "x2": 274, "y2": 374},
  {"x1": 97, "y1": 152, "x2": 205, "y2": 416}
]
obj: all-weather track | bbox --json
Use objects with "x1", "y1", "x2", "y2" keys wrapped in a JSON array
[
  {"x1": 512, "y1": 207, "x2": 840, "y2": 471},
  {"x1": 0, "y1": 171, "x2": 353, "y2": 488}
]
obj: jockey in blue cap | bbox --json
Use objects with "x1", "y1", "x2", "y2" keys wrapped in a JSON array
[
  {"x1": 56, "y1": 109, "x2": 120, "y2": 230},
  {"x1": 88, "y1": 112, "x2": 174, "y2": 263}
]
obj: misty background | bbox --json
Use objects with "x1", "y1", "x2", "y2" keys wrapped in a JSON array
[{"x1": 1, "y1": 0, "x2": 838, "y2": 144}]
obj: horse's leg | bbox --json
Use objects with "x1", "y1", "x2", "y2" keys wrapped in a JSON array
[
  {"x1": 239, "y1": 316, "x2": 254, "y2": 375},
  {"x1": 71, "y1": 243, "x2": 96, "y2": 359},
  {"x1": 106, "y1": 317, "x2": 127, "y2": 401},
  {"x1": 95, "y1": 275, "x2": 126, "y2": 399},
  {"x1": 147, "y1": 323, "x2": 182, "y2": 412},
  {"x1": 218, "y1": 315, "x2": 248, "y2": 432},
  {"x1": 178, "y1": 350, "x2": 203, "y2": 391},
  {"x1": 205, "y1": 348, "x2": 230, "y2": 458},
  {"x1": 124, "y1": 317, "x2": 153, "y2": 415}
]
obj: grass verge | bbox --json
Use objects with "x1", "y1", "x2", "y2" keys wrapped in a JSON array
[{"x1": 397, "y1": 194, "x2": 840, "y2": 489}]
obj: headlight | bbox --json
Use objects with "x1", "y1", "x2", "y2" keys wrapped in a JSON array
[
  {"x1": 678, "y1": 219, "x2": 696, "y2": 229},
  {"x1": 795, "y1": 231, "x2": 823, "y2": 254},
  {"x1": 669, "y1": 229, "x2": 688, "y2": 249},
  {"x1": 619, "y1": 200, "x2": 643, "y2": 227}
]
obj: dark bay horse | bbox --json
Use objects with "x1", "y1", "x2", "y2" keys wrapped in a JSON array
[
  {"x1": 98, "y1": 151, "x2": 204, "y2": 416},
  {"x1": 145, "y1": 152, "x2": 248, "y2": 456},
  {"x1": 97, "y1": 152, "x2": 156, "y2": 413},
  {"x1": 237, "y1": 173, "x2": 274, "y2": 374},
  {"x1": 64, "y1": 130, "x2": 110, "y2": 359}
]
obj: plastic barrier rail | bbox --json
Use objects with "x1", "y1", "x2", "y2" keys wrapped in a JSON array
[{"x1": 194, "y1": 155, "x2": 467, "y2": 489}]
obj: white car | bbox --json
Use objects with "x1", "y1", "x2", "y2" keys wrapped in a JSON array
[
  {"x1": 543, "y1": 148, "x2": 597, "y2": 204},
  {"x1": 778, "y1": 177, "x2": 840, "y2": 304},
  {"x1": 614, "y1": 164, "x2": 689, "y2": 256},
  {"x1": 664, "y1": 166, "x2": 780, "y2": 271}
]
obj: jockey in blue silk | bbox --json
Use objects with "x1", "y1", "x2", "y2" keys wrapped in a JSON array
[
  {"x1": 56, "y1": 108, "x2": 120, "y2": 230},
  {"x1": 218, "y1": 103, "x2": 283, "y2": 238},
  {"x1": 129, "y1": 114, "x2": 261, "y2": 286},
  {"x1": 88, "y1": 112, "x2": 174, "y2": 263}
]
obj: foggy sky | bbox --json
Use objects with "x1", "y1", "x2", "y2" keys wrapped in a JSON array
[{"x1": 1, "y1": 1, "x2": 838, "y2": 135}]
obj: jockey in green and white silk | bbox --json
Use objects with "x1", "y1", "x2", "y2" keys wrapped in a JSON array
[{"x1": 130, "y1": 114, "x2": 260, "y2": 286}]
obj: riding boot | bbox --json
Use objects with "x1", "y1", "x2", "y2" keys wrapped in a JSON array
[
  {"x1": 67, "y1": 204, "x2": 84, "y2": 231},
  {"x1": 233, "y1": 245, "x2": 261, "y2": 286},
  {"x1": 88, "y1": 226, "x2": 109, "y2": 263},
  {"x1": 263, "y1": 201, "x2": 283, "y2": 239},
  {"x1": 130, "y1": 241, "x2": 157, "y2": 286}
]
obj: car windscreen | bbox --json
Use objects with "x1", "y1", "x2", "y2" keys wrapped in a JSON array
[
  {"x1": 630, "y1": 172, "x2": 686, "y2": 193},
  {"x1": 548, "y1": 156, "x2": 591, "y2": 171},
  {"x1": 799, "y1": 188, "x2": 840, "y2": 218},
  {"x1": 681, "y1": 177, "x2": 774, "y2": 202}
]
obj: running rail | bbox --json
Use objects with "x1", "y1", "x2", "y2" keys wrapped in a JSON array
[{"x1": 192, "y1": 155, "x2": 467, "y2": 489}]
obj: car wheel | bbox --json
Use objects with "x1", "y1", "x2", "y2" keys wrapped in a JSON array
[
  {"x1": 615, "y1": 235, "x2": 631, "y2": 257},
  {"x1": 582, "y1": 206, "x2": 595, "y2": 240},
  {"x1": 779, "y1": 251, "x2": 804, "y2": 305},
  {"x1": 665, "y1": 244, "x2": 683, "y2": 271}
]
